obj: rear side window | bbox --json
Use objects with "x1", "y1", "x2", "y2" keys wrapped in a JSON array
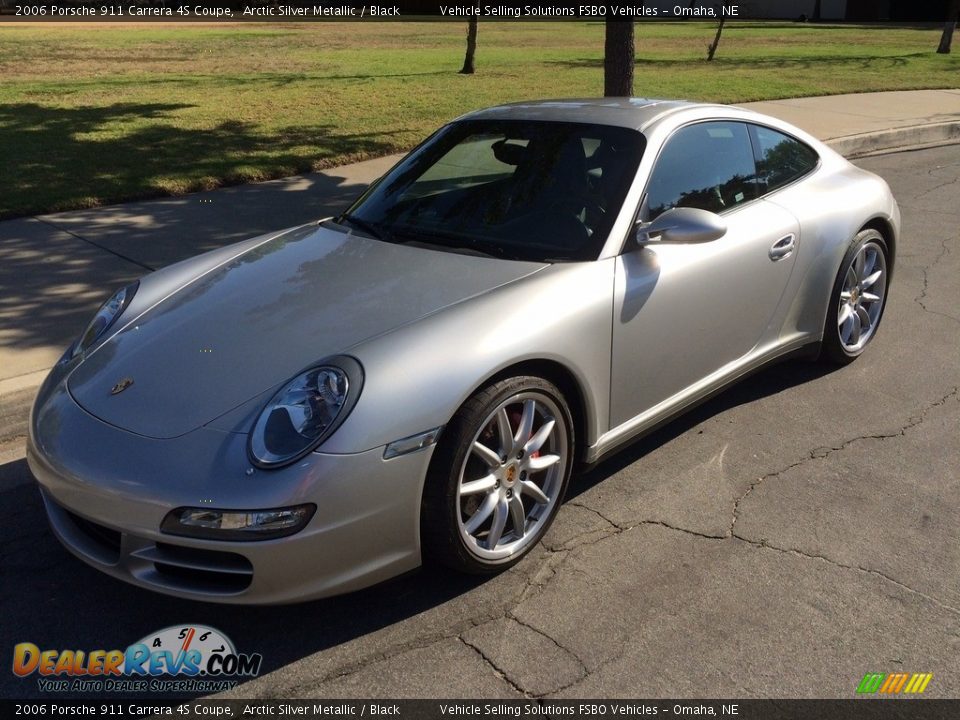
[
  {"x1": 749, "y1": 125, "x2": 819, "y2": 194},
  {"x1": 645, "y1": 122, "x2": 758, "y2": 220}
]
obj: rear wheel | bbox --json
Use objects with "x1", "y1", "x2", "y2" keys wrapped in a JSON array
[
  {"x1": 821, "y1": 229, "x2": 889, "y2": 365},
  {"x1": 421, "y1": 376, "x2": 574, "y2": 573}
]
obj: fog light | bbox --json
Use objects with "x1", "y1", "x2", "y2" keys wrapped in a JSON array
[{"x1": 160, "y1": 504, "x2": 315, "y2": 541}]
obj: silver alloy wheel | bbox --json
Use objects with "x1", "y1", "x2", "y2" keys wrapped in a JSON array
[
  {"x1": 838, "y1": 240, "x2": 887, "y2": 353},
  {"x1": 456, "y1": 391, "x2": 568, "y2": 561}
]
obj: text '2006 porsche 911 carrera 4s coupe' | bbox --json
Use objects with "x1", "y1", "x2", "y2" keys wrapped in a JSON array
[{"x1": 29, "y1": 98, "x2": 898, "y2": 603}]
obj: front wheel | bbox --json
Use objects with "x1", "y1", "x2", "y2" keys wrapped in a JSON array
[
  {"x1": 821, "y1": 229, "x2": 889, "y2": 365},
  {"x1": 421, "y1": 376, "x2": 574, "y2": 574}
]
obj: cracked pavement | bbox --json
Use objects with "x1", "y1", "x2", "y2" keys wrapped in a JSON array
[{"x1": 1, "y1": 145, "x2": 958, "y2": 700}]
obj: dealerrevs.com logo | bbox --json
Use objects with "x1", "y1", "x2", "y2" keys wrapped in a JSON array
[{"x1": 12, "y1": 625, "x2": 262, "y2": 693}]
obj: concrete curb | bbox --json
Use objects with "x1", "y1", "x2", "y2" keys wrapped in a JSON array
[
  {"x1": 827, "y1": 121, "x2": 960, "y2": 159},
  {"x1": 0, "y1": 386, "x2": 34, "y2": 446}
]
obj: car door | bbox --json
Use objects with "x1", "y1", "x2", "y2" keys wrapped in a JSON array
[{"x1": 609, "y1": 121, "x2": 800, "y2": 428}]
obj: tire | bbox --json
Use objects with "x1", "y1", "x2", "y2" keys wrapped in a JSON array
[
  {"x1": 821, "y1": 229, "x2": 890, "y2": 365},
  {"x1": 420, "y1": 376, "x2": 575, "y2": 574}
]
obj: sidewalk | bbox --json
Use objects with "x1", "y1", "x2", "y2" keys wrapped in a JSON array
[
  {"x1": 2, "y1": 89, "x2": 959, "y2": 422},
  {"x1": 746, "y1": 89, "x2": 960, "y2": 155}
]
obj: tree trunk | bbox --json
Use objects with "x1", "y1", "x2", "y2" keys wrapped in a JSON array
[
  {"x1": 937, "y1": 0, "x2": 960, "y2": 54},
  {"x1": 707, "y1": 18, "x2": 726, "y2": 61},
  {"x1": 812, "y1": 0, "x2": 822, "y2": 21},
  {"x1": 604, "y1": 20, "x2": 635, "y2": 97},
  {"x1": 460, "y1": 17, "x2": 478, "y2": 74}
]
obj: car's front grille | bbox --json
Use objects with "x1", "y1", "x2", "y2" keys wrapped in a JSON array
[{"x1": 131, "y1": 542, "x2": 253, "y2": 594}]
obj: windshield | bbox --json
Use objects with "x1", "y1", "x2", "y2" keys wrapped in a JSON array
[{"x1": 339, "y1": 119, "x2": 646, "y2": 262}]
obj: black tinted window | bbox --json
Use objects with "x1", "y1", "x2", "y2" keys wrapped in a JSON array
[
  {"x1": 645, "y1": 122, "x2": 757, "y2": 220},
  {"x1": 749, "y1": 125, "x2": 818, "y2": 193}
]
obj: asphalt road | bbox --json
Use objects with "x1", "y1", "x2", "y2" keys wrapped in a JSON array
[{"x1": 1, "y1": 146, "x2": 958, "y2": 701}]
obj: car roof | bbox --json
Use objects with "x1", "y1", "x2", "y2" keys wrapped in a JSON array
[{"x1": 457, "y1": 98, "x2": 726, "y2": 131}]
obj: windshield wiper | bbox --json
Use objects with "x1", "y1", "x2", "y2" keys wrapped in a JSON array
[
  {"x1": 390, "y1": 228, "x2": 521, "y2": 261},
  {"x1": 340, "y1": 217, "x2": 524, "y2": 261},
  {"x1": 337, "y1": 214, "x2": 392, "y2": 243}
]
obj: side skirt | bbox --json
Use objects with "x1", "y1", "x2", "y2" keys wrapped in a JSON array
[{"x1": 581, "y1": 339, "x2": 822, "y2": 470}]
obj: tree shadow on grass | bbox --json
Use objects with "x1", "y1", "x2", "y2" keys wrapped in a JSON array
[
  {"x1": 44, "y1": 69, "x2": 455, "y2": 94},
  {"x1": 0, "y1": 102, "x2": 400, "y2": 219},
  {"x1": 549, "y1": 52, "x2": 925, "y2": 71}
]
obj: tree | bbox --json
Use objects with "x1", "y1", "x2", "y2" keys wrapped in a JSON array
[
  {"x1": 707, "y1": 18, "x2": 726, "y2": 61},
  {"x1": 937, "y1": 0, "x2": 960, "y2": 54},
  {"x1": 459, "y1": 9, "x2": 479, "y2": 74},
  {"x1": 604, "y1": 20, "x2": 635, "y2": 97},
  {"x1": 812, "y1": 0, "x2": 822, "y2": 21}
]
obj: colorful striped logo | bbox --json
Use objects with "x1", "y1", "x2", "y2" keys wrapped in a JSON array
[{"x1": 856, "y1": 672, "x2": 933, "y2": 695}]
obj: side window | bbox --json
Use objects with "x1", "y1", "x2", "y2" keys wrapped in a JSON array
[
  {"x1": 749, "y1": 125, "x2": 819, "y2": 194},
  {"x1": 645, "y1": 122, "x2": 757, "y2": 220}
]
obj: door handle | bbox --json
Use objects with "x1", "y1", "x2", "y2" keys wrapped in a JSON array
[{"x1": 769, "y1": 234, "x2": 796, "y2": 261}]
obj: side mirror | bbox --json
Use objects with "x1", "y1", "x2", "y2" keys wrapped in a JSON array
[{"x1": 636, "y1": 207, "x2": 727, "y2": 246}]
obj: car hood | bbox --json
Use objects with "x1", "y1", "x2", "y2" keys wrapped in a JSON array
[{"x1": 68, "y1": 223, "x2": 545, "y2": 439}]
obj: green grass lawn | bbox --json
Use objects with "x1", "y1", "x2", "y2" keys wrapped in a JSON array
[{"x1": 1, "y1": 21, "x2": 957, "y2": 218}]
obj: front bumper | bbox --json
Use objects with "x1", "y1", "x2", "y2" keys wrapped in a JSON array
[{"x1": 27, "y1": 382, "x2": 434, "y2": 604}]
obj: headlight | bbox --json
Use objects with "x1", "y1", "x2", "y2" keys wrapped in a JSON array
[
  {"x1": 69, "y1": 282, "x2": 138, "y2": 360},
  {"x1": 249, "y1": 356, "x2": 363, "y2": 468}
]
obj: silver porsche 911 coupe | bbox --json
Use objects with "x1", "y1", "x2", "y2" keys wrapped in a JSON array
[{"x1": 29, "y1": 99, "x2": 898, "y2": 603}]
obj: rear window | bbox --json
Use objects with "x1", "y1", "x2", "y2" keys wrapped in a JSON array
[{"x1": 749, "y1": 125, "x2": 819, "y2": 194}]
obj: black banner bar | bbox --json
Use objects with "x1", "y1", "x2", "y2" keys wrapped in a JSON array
[
  {"x1": 2, "y1": 700, "x2": 959, "y2": 719},
  {"x1": 0, "y1": 2, "x2": 954, "y2": 23}
]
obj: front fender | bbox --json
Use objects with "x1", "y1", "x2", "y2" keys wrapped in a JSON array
[{"x1": 322, "y1": 260, "x2": 616, "y2": 454}]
